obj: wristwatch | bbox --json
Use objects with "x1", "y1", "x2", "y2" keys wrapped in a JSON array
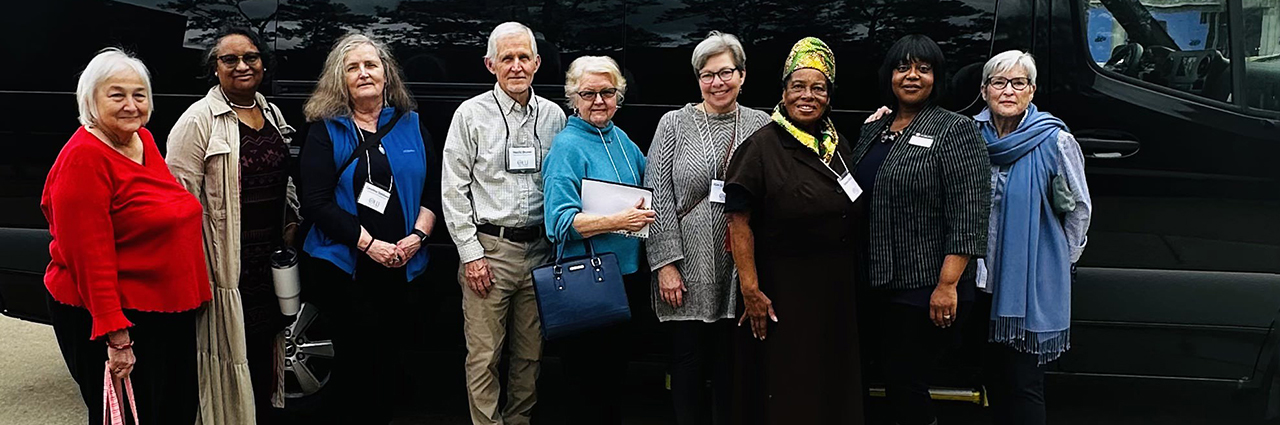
[{"x1": 411, "y1": 229, "x2": 428, "y2": 242}]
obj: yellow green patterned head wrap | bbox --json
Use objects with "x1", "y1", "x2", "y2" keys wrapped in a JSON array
[{"x1": 783, "y1": 37, "x2": 835, "y2": 83}]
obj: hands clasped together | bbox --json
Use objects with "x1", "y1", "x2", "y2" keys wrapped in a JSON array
[{"x1": 364, "y1": 234, "x2": 422, "y2": 269}]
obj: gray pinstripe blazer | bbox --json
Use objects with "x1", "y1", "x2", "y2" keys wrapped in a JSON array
[{"x1": 852, "y1": 104, "x2": 991, "y2": 290}]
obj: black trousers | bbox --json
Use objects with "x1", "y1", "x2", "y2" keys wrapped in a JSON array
[
  {"x1": 47, "y1": 293, "x2": 198, "y2": 425},
  {"x1": 558, "y1": 320, "x2": 630, "y2": 425},
  {"x1": 667, "y1": 320, "x2": 733, "y2": 425},
  {"x1": 878, "y1": 301, "x2": 972, "y2": 425},
  {"x1": 319, "y1": 257, "x2": 413, "y2": 425},
  {"x1": 978, "y1": 293, "x2": 1047, "y2": 425}
]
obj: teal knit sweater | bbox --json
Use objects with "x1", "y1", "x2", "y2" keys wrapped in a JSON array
[{"x1": 542, "y1": 116, "x2": 648, "y2": 274}]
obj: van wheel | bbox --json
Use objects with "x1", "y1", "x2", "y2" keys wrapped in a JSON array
[{"x1": 284, "y1": 302, "x2": 333, "y2": 399}]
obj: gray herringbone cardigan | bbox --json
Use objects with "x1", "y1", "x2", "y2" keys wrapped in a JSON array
[
  {"x1": 852, "y1": 104, "x2": 991, "y2": 290},
  {"x1": 644, "y1": 104, "x2": 770, "y2": 322}
]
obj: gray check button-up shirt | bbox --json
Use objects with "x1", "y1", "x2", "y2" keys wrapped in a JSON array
[{"x1": 442, "y1": 84, "x2": 567, "y2": 263}]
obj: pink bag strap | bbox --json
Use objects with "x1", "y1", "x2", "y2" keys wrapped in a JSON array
[{"x1": 102, "y1": 362, "x2": 140, "y2": 425}]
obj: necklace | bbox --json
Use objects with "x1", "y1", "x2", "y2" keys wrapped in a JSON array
[{"x1": 219, "y1": 87, "x2": 257, "y2": 109}]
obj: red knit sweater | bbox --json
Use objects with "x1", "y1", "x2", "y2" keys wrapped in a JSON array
[{"x1": 42, "y1": 127, "x2": 211, "y2": 339}]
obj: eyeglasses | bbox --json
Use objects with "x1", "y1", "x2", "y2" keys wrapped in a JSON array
[
  {"x1": 218, "y1": 53, "x2": 262, "y2": 67},
  {"x1": 786, "y1": 83, "x2": 829, "y2": 97},
  {"x1": 576, "y1": 88, "x2": 619, "y2": 101},
  {"x1": 698, "y1": 67, "x2": 740, "y2": 84},
  {"x1": 987, "y1": 77, "x2": 1031, "y2": 91}
]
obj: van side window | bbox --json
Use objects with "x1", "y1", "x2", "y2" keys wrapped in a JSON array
[
  {"x1": 1087, "y1": 0, "x2": 1234, "y2": 104},
  {"x1": 624, "y1": 0, "x2": 998, "y2": 111},
  {"x1": 261, "y1": 0, "x2": 625, "y2": 88},
  {"x1": 1242, "y1": 4, "x2": 1280, "y2": 112}
]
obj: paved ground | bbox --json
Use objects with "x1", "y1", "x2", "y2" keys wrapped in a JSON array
[
  {"x1": 4, "y1": 314, "x2": 1277, "y2": 425},
  {"x1": 0, "y1": 317, "x2": 85, "y2": 425}
]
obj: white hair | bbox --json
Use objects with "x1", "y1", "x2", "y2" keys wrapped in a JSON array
[
  {"x1": 981, "y1": 50, "x2": 1038, "y2": 88},
  {"x1": 486, "y1": 22, "x2": 538, "y2": 60},
  {"x1": 564, "y1": 56, "x2": 627, "y2": 104},
  {"x1": 76, "y1": 48, "x2": 153, "y2": 127},
  {"x1": 691, "y1": 31, "x2": 747, "y2": 74}
]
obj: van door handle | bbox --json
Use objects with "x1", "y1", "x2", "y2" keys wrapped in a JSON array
[{"x1": 1075, "y1": 129, "x2": 1140, "y2": 159}]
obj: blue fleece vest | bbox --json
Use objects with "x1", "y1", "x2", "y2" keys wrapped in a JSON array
[{"x1": 304, "y1": 107, "x2": 430, "y2": 281}]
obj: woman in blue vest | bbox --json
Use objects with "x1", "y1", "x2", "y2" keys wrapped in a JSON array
[{"x1": 298, "y1": 33, "x2": 439, "y2": 425}]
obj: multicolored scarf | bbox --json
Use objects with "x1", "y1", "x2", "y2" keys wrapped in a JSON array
[
  {"x1": 783, "y1": 37, "x2": 836, "y2": 82},
  {"x1": 772, "y1": 104, "x2": 839, "y2": 163}
]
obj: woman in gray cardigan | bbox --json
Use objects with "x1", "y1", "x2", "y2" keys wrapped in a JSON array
[{"x1": 643, "y1": 31, "x2": 769, "y2": 425}]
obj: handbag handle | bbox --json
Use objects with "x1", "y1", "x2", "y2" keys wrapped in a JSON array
[
  {"x1": 554, "y1": 238, "x2": 598, "y2": 266},
  {"x1": 103, "y1": 362, "x2": 140, "y2": 425},
  {"x1": 550, "y1": 238, "x2": 604, "y2": 290}
]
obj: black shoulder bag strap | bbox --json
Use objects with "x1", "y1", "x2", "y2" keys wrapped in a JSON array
[{"x1": 335, "y1": 109, "x2": 406, "y2": 178}]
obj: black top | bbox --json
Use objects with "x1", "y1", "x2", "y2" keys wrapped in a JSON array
[
  {"x1": 300, "y1": 118, "x2": 440, "y2": 249},
  {"x1": 237, "y1": 121, "x2": 292, "y2": 334}
]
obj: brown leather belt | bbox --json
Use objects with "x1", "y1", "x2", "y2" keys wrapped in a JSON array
[{"x1": 477, "y1": 223, "x2": 545, "y2": 243}]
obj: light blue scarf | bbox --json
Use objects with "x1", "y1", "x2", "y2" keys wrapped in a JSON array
[{"x1": 981, "y1": 103, "x2": 1072, "y2": 364}]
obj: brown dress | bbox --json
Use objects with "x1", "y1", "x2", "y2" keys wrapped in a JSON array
[{"x1": 723, "y1": 121, "x2": 866, "y2": 425}]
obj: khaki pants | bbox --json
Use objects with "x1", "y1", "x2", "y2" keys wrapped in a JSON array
[{"x1": 460, "y1": 232, "x2": 550, "y2": 425}]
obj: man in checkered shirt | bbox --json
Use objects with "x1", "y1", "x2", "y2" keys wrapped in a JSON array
[{"x1": 441, "y1": 22, "x2": 567, "y2": 425}]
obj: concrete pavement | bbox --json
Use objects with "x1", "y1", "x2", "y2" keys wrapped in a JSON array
[{"x1": 0, "y1": 316, "x2": 85, "y2": 425}]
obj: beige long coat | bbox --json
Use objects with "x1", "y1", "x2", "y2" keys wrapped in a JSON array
[{"x1": 166, "y1": 87, "x2": 299, "y2": 425}]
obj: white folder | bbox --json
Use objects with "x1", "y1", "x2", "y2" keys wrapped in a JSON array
[{"x1": 581, "y1": 178, "x2": 654, "y2": 239}]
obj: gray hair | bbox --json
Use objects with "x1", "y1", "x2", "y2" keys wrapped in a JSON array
[
  {"x1": 304, "y1": 33, "x2": 416, "y2": 122},
  {"x1": 691, "y1": 31, "x2": 746, "y2": 74},
  {"x1": 564, "y1": 56, "x2": 627, "y2": 105},
  {"x1": 486, "y1": 22, "x2": 538, "y2": 60},
  {"x1": 981, "y1": 50, "x2": 1038, "y2": 87},
  {"x1": 76, "y1": 48, "x2": 153, "y2": 127}
]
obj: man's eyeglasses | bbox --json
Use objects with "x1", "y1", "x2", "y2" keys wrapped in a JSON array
[
  {"x1": 698, "y1": 68, "x2": 739, "y2": 84},
  {"x1": 987, "y1": 77, "x2": 1031, "y2": 91},
  {"x1": 577, "y1": 88, "x2": 619, "y2": 101},
  {"x1": 218, "y1": 53, "x2": 262, "y2": 67}
]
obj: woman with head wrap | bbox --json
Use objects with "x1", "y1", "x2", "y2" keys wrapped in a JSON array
[{"x1": 724, "y1": 37, "x2": 865, "y2": 425}]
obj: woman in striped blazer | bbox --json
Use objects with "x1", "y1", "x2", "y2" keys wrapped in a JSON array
[{"x1": 851, "y1": 34, "x2": 991, "y2": 425}]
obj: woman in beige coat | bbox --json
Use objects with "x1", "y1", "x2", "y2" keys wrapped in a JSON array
[{"x1": 167, "y1": 28, "x2": 300, "y2": 425}]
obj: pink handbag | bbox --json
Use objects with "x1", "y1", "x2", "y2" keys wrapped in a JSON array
[{"x1": 102, "y1": 361, "x2": 139, "y2": 425}]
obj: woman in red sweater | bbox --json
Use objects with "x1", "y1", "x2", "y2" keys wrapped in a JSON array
[{"x1": 42, "y1": 48, "x2": 211, "y2": 424}]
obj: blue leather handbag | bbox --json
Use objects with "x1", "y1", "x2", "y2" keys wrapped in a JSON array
[{"x1": 531, "y1": 239, "x2": 631, "y2": 340}]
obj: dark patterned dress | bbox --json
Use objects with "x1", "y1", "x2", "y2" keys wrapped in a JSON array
[
  {"x1": 238, "y1": 121, "x2": 292, "y2": 336},
  {"x1": 238, "y1": 121, "x2": 292, "y2": 420}
]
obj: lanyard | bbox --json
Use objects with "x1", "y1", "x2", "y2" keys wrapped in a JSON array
[
  {"x1": 821, "y1": 151, "x2": 850, "y2": 180},
  {"x1": 694, "y1": 104, "x2": 740, "y2": 179},
  {"x1": 596, "y1": 127, "x2": 637, "y2": 184},
  {"x1": 492, "y1": 91, "x2": 543, "y2": 147},
  {"x1": 357, "y1": 128, "x2": 394, "y2": 191}
]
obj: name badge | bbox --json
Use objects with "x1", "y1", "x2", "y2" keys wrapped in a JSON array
[
  {"x1": 908, "y1": 134, "x2": 935, "y2": 148},
  {"x1": 837, "y1": 172, "x2": 863, "y2": 203},
  {"x1": 508, "y1": 146, "x2": 538, "y2": 172},
  {"x1": 357, "y1": 182, "x2": 392, "y2": 214},
  {"x1": 709, "y1": 179, "x2": 726, "y2": 204}
]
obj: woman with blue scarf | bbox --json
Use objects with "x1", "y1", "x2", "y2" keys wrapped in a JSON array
[
  {"x1": 298, "y1": 34, "x2": 440, "y2": 424},
  {"x1": 974, "y1": 50, "x2": 1092, "y2": 425}
]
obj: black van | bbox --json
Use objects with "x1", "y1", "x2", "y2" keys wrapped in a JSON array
[{"x1": 2, "y1": 0, "x2": 1278, "y2": 422}]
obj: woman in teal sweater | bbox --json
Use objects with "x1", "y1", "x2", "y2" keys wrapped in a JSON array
[{"x1": 542, "y1": 55, "x2": 653, "y2": 425}]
